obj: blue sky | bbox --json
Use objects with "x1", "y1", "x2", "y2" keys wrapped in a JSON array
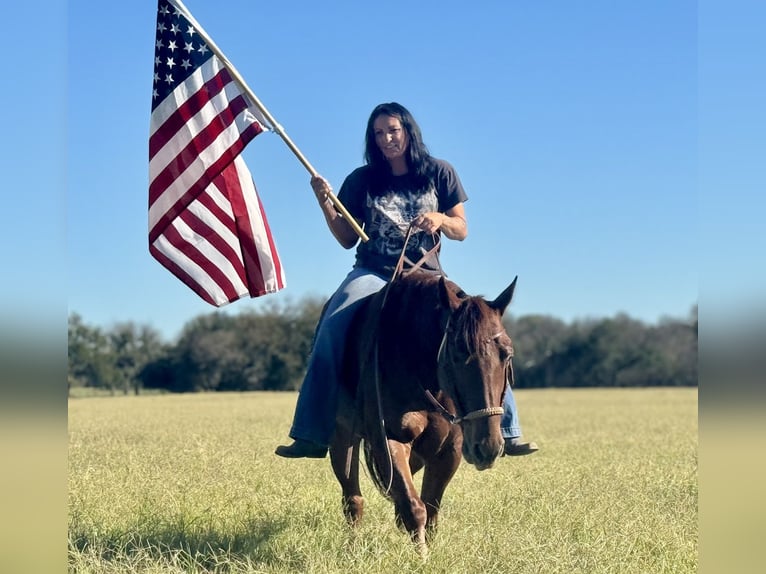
[{"x1": 5, "y1": 1, "x2": 763, "y2": 342}]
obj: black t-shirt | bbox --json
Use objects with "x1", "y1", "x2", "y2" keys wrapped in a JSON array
[{"x1": 337, "y1": 158, "x2": 468, "y2": 275}]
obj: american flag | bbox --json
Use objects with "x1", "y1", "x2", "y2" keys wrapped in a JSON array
[{"x1": 149, "y1": 0, "x2": 285, "y2": 306}]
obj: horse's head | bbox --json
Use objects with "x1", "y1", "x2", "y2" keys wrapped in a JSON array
[{"x1": 436, "y1": 276, "x2": 518, "y2": 470}]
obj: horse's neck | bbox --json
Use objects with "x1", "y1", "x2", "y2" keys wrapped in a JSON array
[{"x1": 383, "y1": 284, "x2": 445, "y2": 365}]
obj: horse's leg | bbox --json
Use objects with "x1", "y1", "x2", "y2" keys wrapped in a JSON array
[
  {"x1": 380, "y1": 440, "x2": 429, "y2": 557},
  {"x1": 329, "y1": 426, "x2": 364, "y2": 526},
  {"x1": 419, "y1": 439, "x2": 462, "y2": 539},
  {"x1": 409, "y1": 452, "x2": 425, "y2": 476}
]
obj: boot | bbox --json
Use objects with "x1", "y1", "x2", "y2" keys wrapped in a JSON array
[
  {"x1": 504, "y1": 437, "x2": 539, "y2": 456},
  {"x1": 275, "y1": 438, "x2": 328, "y2": 459}
]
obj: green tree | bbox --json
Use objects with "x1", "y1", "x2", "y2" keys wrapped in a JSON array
[
  {"x1": 232, "y1": 296, "x2": 325, "y2": 391},
  {"x1": 161, "y1": 297, "x2": 324, "y2": 393},
  {"x1": 109, "y1": 322, "x2": 167, "y2": 394},
  {"x1": 67, "y1": 313, "x2": 118, "y2": 392},
  {"x1": 168, "y1": 313, "x2": 242, "y2": 392},
  {"x1": 505, "y1": 314, "x2": 570, "y2": 371},
  {"x1": 73, "y1": 299, "x2": 698, "y2": 393}
]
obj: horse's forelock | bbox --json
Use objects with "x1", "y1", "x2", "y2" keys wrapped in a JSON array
[{"x1": 453, "y1": 297, "x2": 495, "y2": 357}]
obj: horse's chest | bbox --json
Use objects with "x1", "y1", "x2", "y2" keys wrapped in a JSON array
[
  {"x1": 395, "y1": 412, "x2": 428, "y2": 441},
  {"x1": 389, "y1": 411, "x2": 457, "y2": 453}
]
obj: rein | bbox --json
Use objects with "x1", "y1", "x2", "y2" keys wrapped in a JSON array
[
  {"x1": 371, "y1": 222, "x2": 441, "y2": 494},
  {"x1": 390, "y1": 223, "x2": 444, "y2": 282},
  {"x1": 429, "y1": 316, "x2": 507, "y2": 425},
  {"x1": 378, "y1": 222, "x2": 442, "y2": 312},
  {"x1": 368, "y1": 222, "x2": 503, "y2": 495}
]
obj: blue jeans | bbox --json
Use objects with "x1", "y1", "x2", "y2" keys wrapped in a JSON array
[
  {"x1": 500, "y1": 383, "x2": 523, "y2": 439},
  {"x1": 289, "y1": 267, "x2": 388, "y2": 446},
  {"x1": 288, "y1": 267, "x2": 524, "y2": 446}
]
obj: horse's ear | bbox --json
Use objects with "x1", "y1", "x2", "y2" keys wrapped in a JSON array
[
  {"x1": 438, "y1": 276, "x2": 461, "y2": 311},
  {"x1": 489, "y1": 276, "x2": 518, "y2": 315}
]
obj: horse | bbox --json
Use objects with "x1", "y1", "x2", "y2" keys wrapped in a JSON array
[{"x1": 329, "y1": 270, "x2": 518, "y2": 556}]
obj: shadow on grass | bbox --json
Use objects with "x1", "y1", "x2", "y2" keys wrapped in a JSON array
[{"x1": 68, "y1": 513, "x2": 308, "y2": 571}]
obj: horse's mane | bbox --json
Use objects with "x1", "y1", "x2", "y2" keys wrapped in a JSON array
[
  {"x1": 341, "y1": 271, "x2": 500, "y2": 400},
  {"x1": 379, "y1": 272, "x2": 443, "y2": 335},
  {"x1": 346, "y1": 271, "x2": 505, "y2": 497},
  {"x1": 380, "y1": 272, "x2": 496, "y2": 363}
]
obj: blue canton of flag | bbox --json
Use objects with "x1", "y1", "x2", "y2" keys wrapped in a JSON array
[{"x1": 152, "y1": 2, "x2": 211, "y2": 109}]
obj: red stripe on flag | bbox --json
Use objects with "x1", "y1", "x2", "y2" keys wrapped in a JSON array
[
  {"x1": 194, "y1": 190, "x2": 236, "y2": 231},
  {"x1": 223, "y1": 165, "x2": 285, "y2": 295},
  {"x1": 154, "y1": 222, "x2": 242, "y2": 303},
  {"x1": 229, "y1": 158, "x2": 285, "y2": 296},
  {"x1": 149, "y1": 94, "x2": 255, "y2": 206},
  {"x1": 149, "y1": 68, "x2": 234, "y2": 160},
  {"x1": 149, "y1": 244, "x2": 218, "y2": 306},
  {"x1": 213, "y1": 166, "x2": 271, "y2": 295},
  {"x1": 177, "y1": 207, "x2": 248, "y2": 286},
  {"x1": 149, "y1": 121, "x2": 262, "y2": 242}
]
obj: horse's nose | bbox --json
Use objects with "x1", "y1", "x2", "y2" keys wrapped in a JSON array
[
  {"x1": 487, "y1": 439, "x2": 504, "y2": 460},
  {"x1": 472, "y1": 439, "x2": 503, "y2": 465}
]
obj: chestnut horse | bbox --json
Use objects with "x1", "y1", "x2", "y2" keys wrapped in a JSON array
[{"x1": 329, "y1": 270, "x2": 518, "y2": 555}]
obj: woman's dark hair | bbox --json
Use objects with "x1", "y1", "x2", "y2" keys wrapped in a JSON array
[{"x1": 363, "y1": 102, "x2": 435, "y2": 194}]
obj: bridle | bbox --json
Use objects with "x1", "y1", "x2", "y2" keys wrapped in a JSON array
[
  {"x1": 428, "y1": 315, "x2": 510, "y2": 425},
  {"x1": 380, "y1": 221, "x2": 512, "y2": 427},
  {"x1": 368, "y1": 222, "x2": 509, "y2": 493},
  {"x1": 423, "y1": 389, "x2": 505, "y2": 426}
]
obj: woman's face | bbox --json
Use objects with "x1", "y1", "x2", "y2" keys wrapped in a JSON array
[{"x1": 373, "y1": 114, "x2": 409, "y2": 164}]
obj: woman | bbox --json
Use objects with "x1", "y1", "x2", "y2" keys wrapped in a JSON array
[{"x1": 276, "y1": 102, "x2": 537, "y2": 458}]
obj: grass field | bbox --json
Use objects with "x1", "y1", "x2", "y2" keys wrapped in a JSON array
[{"x1": 68, "y1": 388, "x2": 697, "y2": 573}]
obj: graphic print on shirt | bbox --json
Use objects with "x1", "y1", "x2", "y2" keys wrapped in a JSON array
[{"x1": 366, "y1": 184, "x2": 440, "y2": 263}]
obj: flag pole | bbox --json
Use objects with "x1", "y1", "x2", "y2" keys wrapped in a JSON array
[{"x1": 171, "y1": 0, "x2": 369, "y2": 242}]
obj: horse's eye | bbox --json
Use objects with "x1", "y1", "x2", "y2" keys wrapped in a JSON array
[{"x1": 498, "y1": 344, "x2": 514, "y2": 362}]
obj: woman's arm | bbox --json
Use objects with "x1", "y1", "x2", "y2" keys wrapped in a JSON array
[
  {"x1": 312, "y1": 175, "x2": 360, "y2": 249},
  {"x1": 412, "y1": 203, "x2": 468, "y2": 241}
]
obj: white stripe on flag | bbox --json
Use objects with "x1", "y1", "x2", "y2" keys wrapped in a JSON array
[
  {"x1": 234, "y1": 157, "x2": 286, "y2": 292},
  {"x1": 149, "y1": 106, "x2": 259, "y2": 231},
  {"x1": 153, "y1": 230, "x2": 248, "y2": 305}
]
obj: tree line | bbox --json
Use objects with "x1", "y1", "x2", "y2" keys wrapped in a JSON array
[{"x1": 68, "y1": 298, "x2": 697, "y2": 395}]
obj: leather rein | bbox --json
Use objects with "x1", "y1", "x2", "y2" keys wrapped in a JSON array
[
  {"x1": 381, "y1": 222, "x2": 506, "y2": 426},
  {"x1": 368, "y1": 222, "x2": 505, "y2": 494},
  {"x1": 430, "y1": 316, "x2": 508, "y2": 425}
]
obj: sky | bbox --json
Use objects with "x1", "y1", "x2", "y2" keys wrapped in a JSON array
[{"x1": 3, "y1": 0, "x2": 764, "y2": 343}]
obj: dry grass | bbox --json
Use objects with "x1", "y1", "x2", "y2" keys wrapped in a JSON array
[{"x1": 68, "y1": 388, "x2": 697, "y2": 573}]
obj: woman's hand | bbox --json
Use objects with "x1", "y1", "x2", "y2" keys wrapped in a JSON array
[
  {"x1": 412, "y1": 212, "x2": 446, "y2": 234},
  {"x1": 310, "y1": 175, "x2": 359, "y2": 249},
  {"x1": 413, "y1": 204, "x2": 468, "y2": 241},
  {"x1": 311, "y1": 175, "x2": 333, "y2": 205}
]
